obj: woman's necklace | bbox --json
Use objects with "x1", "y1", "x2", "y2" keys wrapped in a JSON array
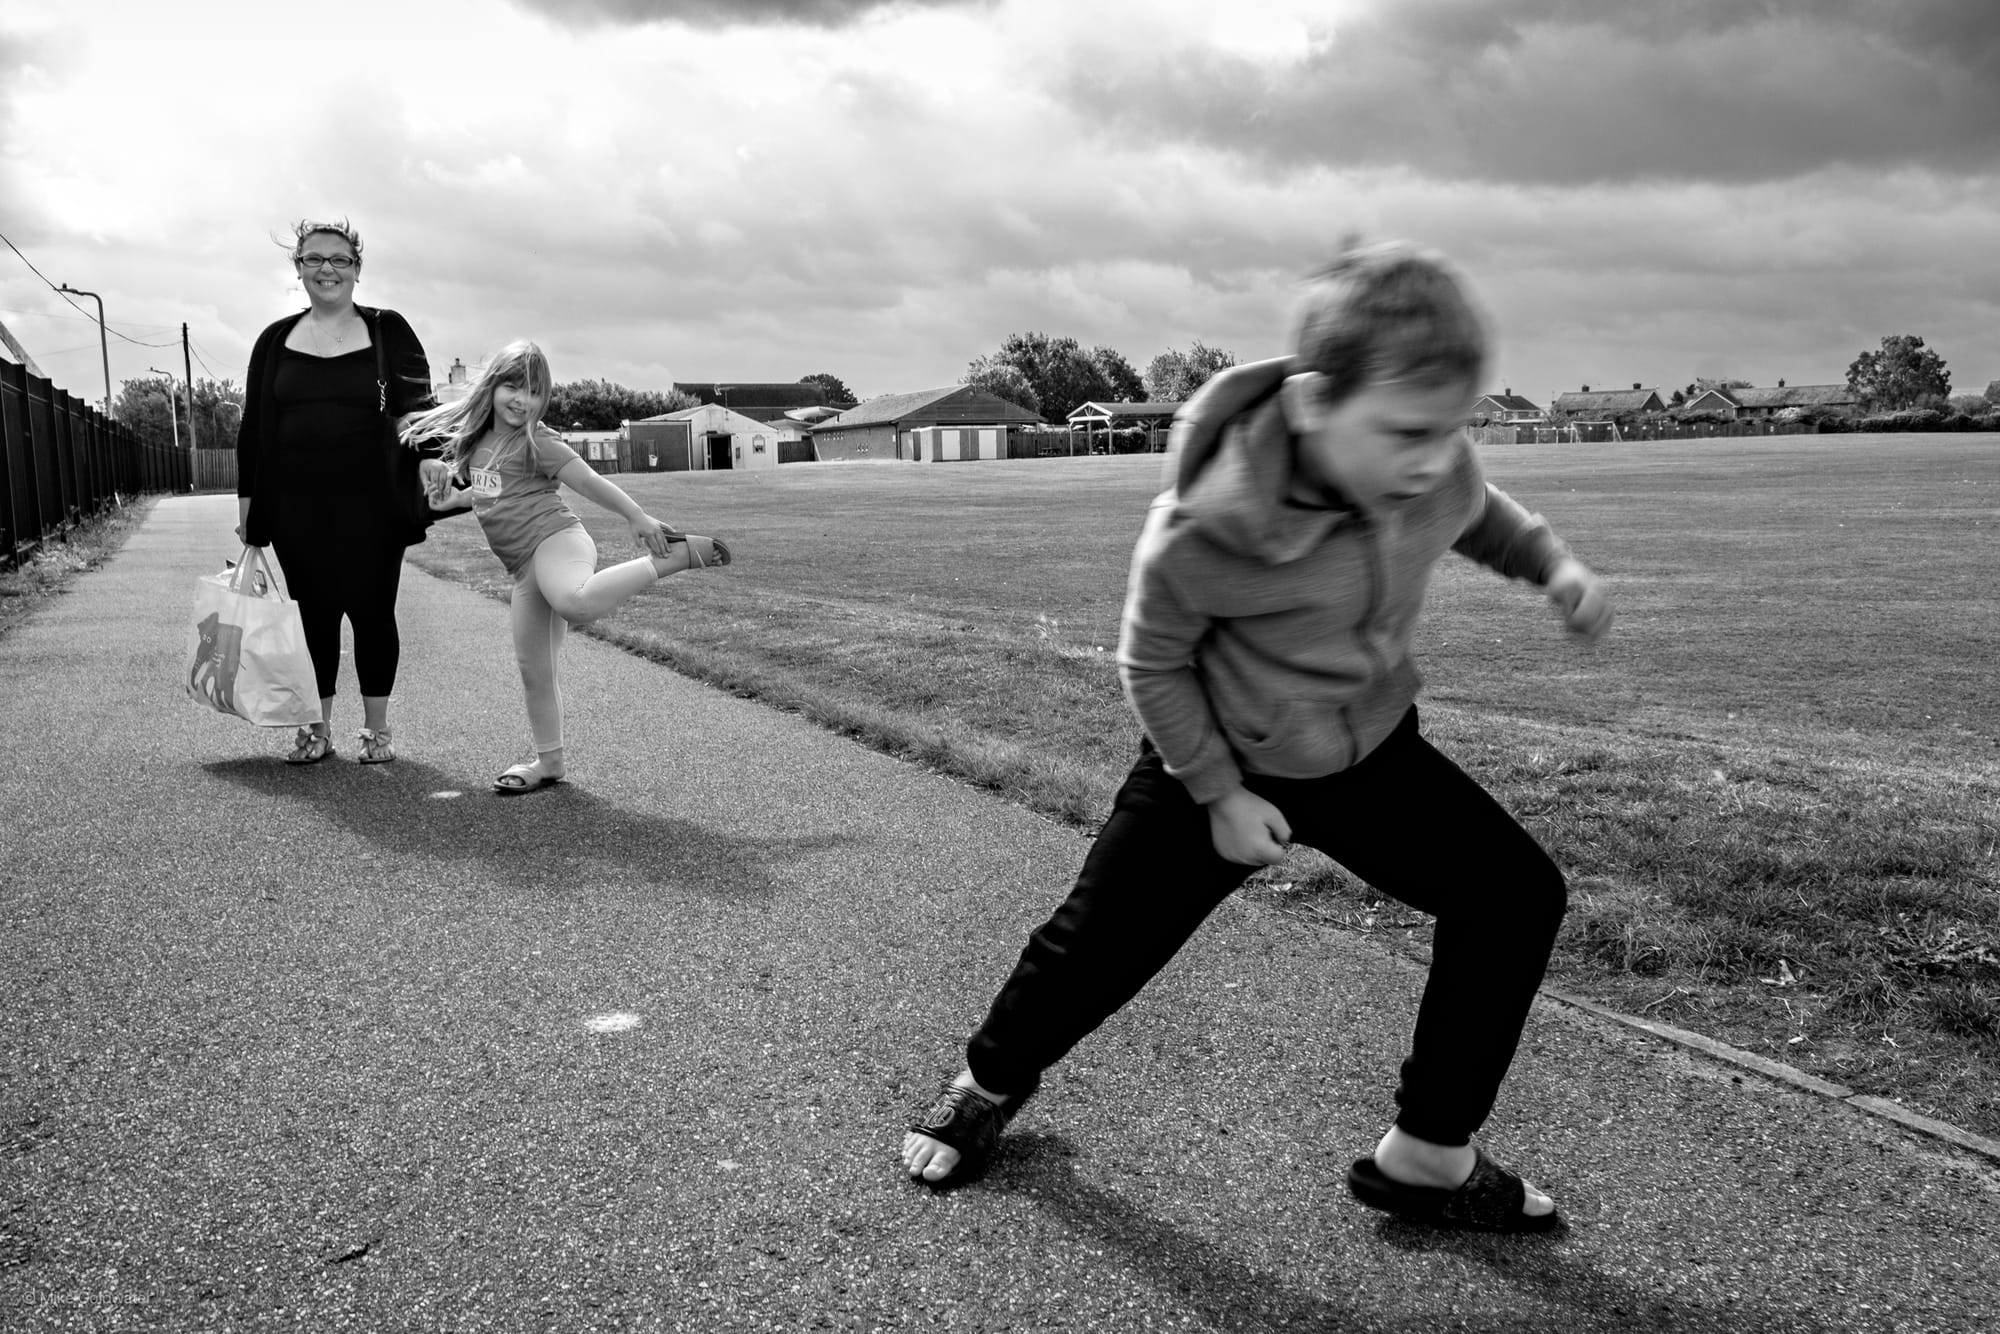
[{"x1": 307, "y1": 314, "x2": 354, "y2": 355}]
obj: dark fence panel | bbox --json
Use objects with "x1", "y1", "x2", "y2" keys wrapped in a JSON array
[{"x1": 1, "y1": 359, "x2": 188, "y2": 568}]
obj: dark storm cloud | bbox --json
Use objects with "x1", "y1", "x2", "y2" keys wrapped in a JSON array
[
  {"x1": 1055, "y1": 0, "x2": 2000, "y2": 185},
  {"x1": 504, "y1": 0, "x2": 987, "y2": 28}
]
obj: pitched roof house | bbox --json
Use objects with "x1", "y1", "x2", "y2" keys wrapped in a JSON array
[
  {"x1": 673, "y1": 381, "x2": 832, "y2": 426},
  {"x1": 812, "y1": 385, "x2": 1043, "y2": 462},
  {"x1": 1680, "y1": 381, "x2": 1857, "y2": 419},
  {"x1": 1471, "y1": 391, "x2": 1543, "y2": 423},
  {"x1": 1550, "y1": 384, "x2": 1665, "y2": 418}
]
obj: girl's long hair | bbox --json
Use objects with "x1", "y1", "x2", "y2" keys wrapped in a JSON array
[{"x1": 401, "y1": 339, "x2": 554, "y2": 476}]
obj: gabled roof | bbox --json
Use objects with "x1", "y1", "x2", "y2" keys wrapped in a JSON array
[
  {"x1": 1473, "y1": 392, "x2": 1542, "y2": 412},
  {"x1": 1680, "y1": 388, "x2": 1741, "y2": 410},
  {"x1": 673, "y1": 382, "x2": 833, "y2": 423},
  {"x1": 635, "y1": 403, "x2": 774, "y2": 433},
  {"x1": 1067, "y1": 400, "x2": 1181, "y2": 422},
  {"x1": 1551, "y1": 388, "x2": 1663, "y2": 414},
  {"x1": 676, "y1": 382, "x2": 829, "y2": 408},
  {"x1": 819, "y1": 385, "x2": 1043, "y2": 430},
  {"x1": 1732, "y1": 383, "x2": 1856, "y2": 409}
]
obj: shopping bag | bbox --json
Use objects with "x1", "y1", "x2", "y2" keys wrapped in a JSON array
[{"x1": 184, "y1": 545, "x2": 321, "y2": 728}]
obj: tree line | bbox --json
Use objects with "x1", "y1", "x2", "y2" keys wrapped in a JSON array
[{"x1": 962, "y1": 333, "x2": 1237, "y2": 421}]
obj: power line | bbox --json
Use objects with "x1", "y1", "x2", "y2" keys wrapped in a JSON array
[{"x1": 0, "y1": 227, "x2": 184, "y2": 348}]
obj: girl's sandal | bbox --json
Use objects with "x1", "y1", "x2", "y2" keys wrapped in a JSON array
[
  {"x1": 285, "y1": 726, "x2": 334, "y2": 765},
  {"x1": 666, "y1": 534, "x2": 732, "y2": 569},
  {"x1": 492, "y1": 762, "x2": 565, "y2": 795},
  {"x1": 357, "y1": 728, "x2": 395, "y2": 764}
]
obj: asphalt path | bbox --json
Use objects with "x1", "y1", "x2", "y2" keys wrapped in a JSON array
[{"x1": 2, "y1": 494, "x2": 1995, "y2": 1333}]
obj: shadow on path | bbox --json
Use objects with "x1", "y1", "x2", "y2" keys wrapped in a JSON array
[
  {"x1": 990, "y1": 1133, "x2": 1833, "y2": 1334},
  {"x1": 204, "y1": 756, "x2": 854, "y2": 903}
]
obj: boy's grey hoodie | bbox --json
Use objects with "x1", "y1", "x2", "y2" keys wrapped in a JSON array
[{"x1": 1117, "y1": 358, "x2": 1571, "y2": 805}]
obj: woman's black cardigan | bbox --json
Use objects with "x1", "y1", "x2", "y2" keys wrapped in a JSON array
[{"x1": 235, "y1": 305, "x2": 440, "y2": 548}]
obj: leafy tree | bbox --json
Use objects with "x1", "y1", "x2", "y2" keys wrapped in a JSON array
[
  {"x1": 1091, "y1": 346, "x2": 1145, "y2": 403},
  {"x1": 799, "y1": 372, "x2": 856, "y2": 408},
  {"x1": 547, "y1": 379, "x2": 698, "y2": 431},
  {"x1": 964, "y1": 357, "x2": 1041, "y2": 416},
  {"x1": 110, "y1": 375, "x2": 244, "y2": 452},
  {"x1": 112, "y1": 376, "x2": 182, "y2": 452},
  {"x1": 976, "y1": 332, "x2": 1110, "y2": 421},
  {"x1": 1143, "y1": 340, "x2": 1236, "y2": 401},
  {"x1": 192, "y1": 378, "x2": 244, "y2": 449},
  {"x1": 1847, "y1": 335, "x2": 1951, "y2": 411}
]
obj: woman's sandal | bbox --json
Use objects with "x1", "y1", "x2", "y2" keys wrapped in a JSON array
[
  {"x1": 1346, "y1": 1147, "x2": 1562, "y2": 1233},
  {"x1": 284, "y1": 726, "x2": 334, "y2": 765},
  {"x1": 905, "y1": 1075, "x2": 1039, "y2": 1187},
  {"x1": 666, "y1": 534, "x2": 732, "y2": 569},
  {"x1": 492, "y1": 762, "x2": 565, "y2": 796},
  {"x1": 357, "y1": 727, "x2": 395, "y2": 764}
]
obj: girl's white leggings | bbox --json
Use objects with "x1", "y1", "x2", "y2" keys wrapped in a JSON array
[{"x1": 511, "y1": 524, "x2": 660, "y2": 752}]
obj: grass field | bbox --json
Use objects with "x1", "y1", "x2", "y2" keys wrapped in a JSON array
[{"x1": 397, "y1": 433, "x2": 2000, "y2": 1137}]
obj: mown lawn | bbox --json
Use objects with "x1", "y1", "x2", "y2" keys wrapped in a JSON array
[{"x1": 406, "y1": 433, "x2": 2000, "y2": 1136}]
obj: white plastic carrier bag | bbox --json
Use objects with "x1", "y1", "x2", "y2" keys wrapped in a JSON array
[{"x1": 184, "y1": 545, "x2": 321, "y2": 728}]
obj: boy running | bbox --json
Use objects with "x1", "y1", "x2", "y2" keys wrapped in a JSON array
[{"x1": 902, "y1": 240, "x2": 1612, "y2": 1232}]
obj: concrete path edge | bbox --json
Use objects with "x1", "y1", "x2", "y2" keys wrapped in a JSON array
[{"x1": 1541, "y1": 986, "x2": 2000, "y2": 1163}]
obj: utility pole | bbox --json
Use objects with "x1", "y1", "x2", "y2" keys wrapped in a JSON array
[
  {"x1": 57, "y1": 284, "x2": 110, "y2": 417},
  {"x1": 181, "y1": 323, "x2": 198, "y2": 450}
]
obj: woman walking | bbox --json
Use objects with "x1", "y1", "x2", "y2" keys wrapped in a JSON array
[{"x1": 235, "y1": 217, "x2": 437, "y2": 764}]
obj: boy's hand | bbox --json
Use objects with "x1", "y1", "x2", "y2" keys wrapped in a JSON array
[
  {"x1": 1545, "y1": 556, "x2": 1613, "y2": 641},
  {"x1": 1206, "y1": 787, "x2": 1292, "y2": 866}
]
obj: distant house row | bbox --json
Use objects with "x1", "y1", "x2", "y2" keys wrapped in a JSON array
[
  {"x1": 1479, "y1": 380, "x2": 1860, "y2": 424},
  {"x1": 569, "y1": 380, "x2": 1191, "y2": 472}
]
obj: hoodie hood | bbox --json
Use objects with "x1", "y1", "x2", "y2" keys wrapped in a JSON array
[{"x1": 1160, "y1": 356, "x2": 1352, "y2": 565}]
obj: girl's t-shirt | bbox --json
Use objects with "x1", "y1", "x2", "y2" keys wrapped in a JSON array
[{"x1": 465, "y1": 425, "x2": 584, "y2": 575}]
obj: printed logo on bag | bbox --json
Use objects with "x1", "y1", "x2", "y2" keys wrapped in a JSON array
[{"x1": 188, "y1": 611, "x2": 242, "y2": 712}]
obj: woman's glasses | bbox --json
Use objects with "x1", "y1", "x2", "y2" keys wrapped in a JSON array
[{"x1": 298, "y1": 254, "x2": 356, "y2": 270}]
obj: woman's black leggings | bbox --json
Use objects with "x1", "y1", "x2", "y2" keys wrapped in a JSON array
[
  {"x1": 965, "y1": 706, "x2": 1568, "y2": 1147},
  {"x1": 272, "y1": 537, "x2": 406, "y2": 700}
]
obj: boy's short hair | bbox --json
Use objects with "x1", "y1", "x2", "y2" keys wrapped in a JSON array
[{"x1": 1291, "y1": 240, "x2": 1488, "y2": 405}]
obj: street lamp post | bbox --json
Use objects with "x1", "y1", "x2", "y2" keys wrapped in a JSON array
[
  {"x1": 57, "y1": 284, "x2": 111, "y2": 417},
  {"x1": 149, "y1": 367, "x2": 181, "y2": 454}
]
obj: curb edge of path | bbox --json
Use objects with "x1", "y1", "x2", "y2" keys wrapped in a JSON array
[{"x1": 1541, "y1": 987, "x2": 2000, "y2": 1165}]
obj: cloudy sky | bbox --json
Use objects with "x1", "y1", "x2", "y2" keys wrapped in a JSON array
[{"x1": 4, "y1": 0, "x2": 1997, "y2": 411}]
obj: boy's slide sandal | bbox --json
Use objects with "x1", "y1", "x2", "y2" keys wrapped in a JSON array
[
  {"x1": 1346, "y1": 1148, "x2": 1562, "y2": 1233},
  {"x1": 492, "y1": 763, "x2": 565, "y2": 795},
  {"x1": 905, "y1": 1076, "x2": 1039, "y2": 1188}
]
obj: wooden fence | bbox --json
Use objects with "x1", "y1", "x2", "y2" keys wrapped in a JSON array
[{"x1": 1, "y1": 359, "x2": 190, "y2": 569}]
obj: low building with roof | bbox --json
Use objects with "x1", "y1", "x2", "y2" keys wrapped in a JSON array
[
  {"x1": 1550, "y1": 384, "x2": 1666, "y2": 420},
  {"x1": 1472, "y1": 390, "x2": 1543, "y2": 424},
  {"x1": 811, "y1": 385, "x2": 1043, "y2": 463},
  {"x1": 1679, "y1": 381, "x2": 1857, "y2": 420},
  {"x1": 624, "y1": 403, "x2": 780, "y2": 472},
  {"x1": 1065, "y1": 400, "x2": 1180, "y2": 453},
  {"x1": 673, "y1": 382, "x2": 833, "y2": 427}
]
